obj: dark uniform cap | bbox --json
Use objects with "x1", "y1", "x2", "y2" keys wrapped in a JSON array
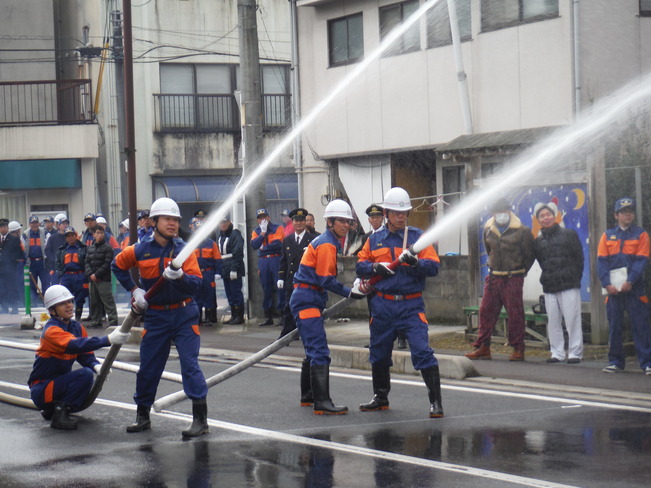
[
  {"x1": 289, "y1": 208, "x2": 308, "y2": 220},
  {"x1": 43, "y1": 216, "x2": 53, "y2": 223},
  {"x1": 281, "y1": 209, "x2": 290, "y2": 217},
  {"x1": 0, "y1": 218, "x2": 8, "y2": 226},
  {"x1": 29, "y1": 215, "x2": 40, "y2": 223},
  {"x1": 615, "y1": 197, "x2": 635, "y2": 213},
  {"x1": 84, "y1": 213, "x2": 96, "y2": 221},
  {"x1": 365, "y1": 204, "x2": 383, "y2": 216},
  {"x1": 64, "y1": 226, "x2": 77, "y2": 235},
  {"x1": 194, "y1": 209, "x2": 207, "y2": 218},
  {"x1": 137, "y1": 210, "x2": 149, "y2": 219},
  {"x1": 491, "y1": 198, "x2": 511, "y2": 213},
  {"x1": 256, "y1": 208, "x2": 268, "y2": 217}
]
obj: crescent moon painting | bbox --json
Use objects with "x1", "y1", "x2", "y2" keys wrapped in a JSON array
[{"x1": 572, "y1": 188, "x2": 586, "y2": 210}]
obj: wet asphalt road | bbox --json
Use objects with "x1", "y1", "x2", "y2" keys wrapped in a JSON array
[{"x1": 2, "y1": 339, "x2": 651, "y2": 488}]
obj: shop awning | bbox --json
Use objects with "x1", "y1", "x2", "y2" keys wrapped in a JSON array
[{"x1": 154, "y1": 174, "x2": 298, "y2": 204}]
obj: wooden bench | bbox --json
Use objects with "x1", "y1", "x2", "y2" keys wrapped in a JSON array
[{"x1": 463, "y1": 306, "x2": 549, "y2": 345}]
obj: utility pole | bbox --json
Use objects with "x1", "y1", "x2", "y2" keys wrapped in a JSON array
[
  {"x1": 238, "y1": 0, "x2": 265, "y2": 320},
  {"x1": 122, "y1": 0, "x2": 138, "y2": 245},
  {"x1": 111, "y1": 9, "x2": 129, "y2": 224}
]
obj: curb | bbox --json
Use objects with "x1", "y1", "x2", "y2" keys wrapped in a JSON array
[
  {"x1": 329, "y1": 345, "x2": 479, "y2": 380},
  {"x1": 110, "y1": 326, "x2": 480, "y2": 380}
]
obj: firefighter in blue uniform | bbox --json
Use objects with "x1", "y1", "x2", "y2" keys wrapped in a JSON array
[
  {"x1": 24, "y1": 215, "x2": 48, "y2": 301},
  {"x1": 598, "y1": 197, "x2": 651, "y2": 374},
  {"x1": 45, "y1": 214, "x2": 69, "y2": 287},
  {"x1": 290, "y1": 200, "x2": 368, "y2": 415},
  {"x1": 112, "y1": 197, "x2": 209, "y2": 437},
  {"x1": 55, "y1": 227, "x2": 88, "y2": 321},
  {"x1": 277, "y1": 207, "x2": 318, "y2": 339},
  {"x1": 191, "y1": 218, "x2": 222, "y2": 326},
  {"x1": 250, "y1": 208, "x2": 284, "y2": 326},
  {"x1": 356, "y1": 187, "x2": 444, "y2": 418},
  {"x1": 28, "y1": 285, "x2": 130, "y2": 429}
]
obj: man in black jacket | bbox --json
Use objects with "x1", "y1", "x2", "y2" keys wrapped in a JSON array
[
  {"x1": 533, "y1": 202, "x2": 584, "y2": 364},
  {"x1": 84, "y1": 225, "x2": 118, "y2": 328},
  {"x1": 217, "y1": 216, "x2": 246, "y2": 325},
  {"x1": 277, "y1": 208, "x2": 318, "y2": 338}
]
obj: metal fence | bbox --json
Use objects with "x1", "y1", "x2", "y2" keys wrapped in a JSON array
[
  {"x1": 153, "y1": 93, "x2": 291, "y2": 132},
  {"x1": 0, "y1": 79, "x2": 93, "y2": 126}
]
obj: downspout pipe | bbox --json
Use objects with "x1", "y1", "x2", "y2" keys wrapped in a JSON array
[
  {"x1": 573, "y1": 0, "x2": 581, "y2": 117},
  {"x1": 290, "y1": 0, "x2": 304, "y2": 205},
  {"x1": 447, "y1": 0, "x2": 473, "y2": 134}
]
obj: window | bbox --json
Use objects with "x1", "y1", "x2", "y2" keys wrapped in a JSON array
[
  {"x1": 156, "y1": 63, "x2": 290, "y2": 132},
  {"x1": 442, "y1": 166, "x2": 466, "y2": 205},
  {"x1": 427, "y1": 0, "x2": 471, "y2": 48},
  {"x1": 642, "y1": 0, "x2": 651, "y2": 16},
  {"x1": 328, "y1": 13, "x2": 364, "y2": 67},
  {"x1": 380, "y1": 0, "x2": 420, "y2": 57},
  {"x1": 481, "y1": 0, "x2": 558, "y2": 32}
]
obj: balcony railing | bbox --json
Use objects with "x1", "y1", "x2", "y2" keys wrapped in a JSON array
[
  {"x1": 153, "y1": 93, "x2": 291, "y2": 133},
  {"x1": 0, "y1": 79, "x2": 93, "y2": 126}
]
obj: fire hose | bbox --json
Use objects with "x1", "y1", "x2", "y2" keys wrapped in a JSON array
[{"x1": 151, "y1": 239, "x2": 428, "y2": 413}]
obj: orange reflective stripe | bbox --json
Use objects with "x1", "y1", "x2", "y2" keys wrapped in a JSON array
[
  {"x1": 44, "y1": 380, "x2": 54, "y2": 404},
  {"x1": 315, "y1": 243, "x2": 337, "y2": 278},
  {"x1": 115, "y1": 245, "x2": 137, "y2": 270},
  {"x1": 299, "y1": 308, "x2": 321, "y2": 320},
  {"x1": 418, "y1": 244, "x2": 440, "y2": 263},
  {"x1": 192, "y1": 324, "x2": 200, "y2": 335},
  {"x1": 181, "y1": 252, "x2": 202, "y2": 278},
  {"x1": 641, "y1": 296, "x2": 649, "y2": 304},
  {"x1": 139, "y1": 257, "x2": 161, "y2": 279},
  {"x1": 597, "y1": 233, "x2": 611, "y2": 257},
  {"x1": 418, "y1": 312, "x2": 428, "y2": 324}
]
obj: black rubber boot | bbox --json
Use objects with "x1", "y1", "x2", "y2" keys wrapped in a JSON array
[
  {"x1": 50, "y1": 402, "x2": 77, "y2": 430},
  {"x1": 229, "y1": 306, "x2": 245, "y2": 325},
  {"x1": 300, "y1": 358, "x2": 313, "y2": 406},
  {"x1": 41, "y1": 404, "x2": 54, "y2": 420},
  {"x1": 182, "y1": 399, "x2": 209, "y2": 438},
  {"x1": 359, "y1": 364, "x2": 391, "y2": 411},
  {"x1": 421, "y1": 366, "x2": 444, "y2": 418},
  {"x1": 75, "y1": 307, "x2": 83, "y2": 321},
  {"x1": 258, "y1": 309, "x2": 274, "y2": 327},
  {"x1": 204, "y1": 308, "x2": 217, "y2": 326},
  {"x1": 310, "y1": 364, "x2": 348, "y2": 415},
  {"x1": 126, "y1": 404, "x2": 151, "y2": 432}
]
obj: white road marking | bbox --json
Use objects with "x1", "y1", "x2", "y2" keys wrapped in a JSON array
[{"x1": 1, "y1": 378, "x2": 578, "y2": 488}]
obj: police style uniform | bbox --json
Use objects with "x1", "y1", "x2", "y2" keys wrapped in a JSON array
[
  {"x1": 278, "y1": 208, "x2": 318, "y2": 337},
  {"x1": 112, "y1": 234, "x2": 207, "y2": 407}
]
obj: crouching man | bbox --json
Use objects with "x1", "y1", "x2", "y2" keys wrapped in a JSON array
[{"x1": 28, "y1": 285, "x2": 130, "y2": 430}]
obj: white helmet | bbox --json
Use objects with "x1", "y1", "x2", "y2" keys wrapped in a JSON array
[
  {"x1": 54, "y1": 213, "x2": 68, "y2": 225},
  {"x1": 120, "y1": 219, "x2": 129, "y2": 228},
  {"x1": 382, "y1": 187, "x2": 412, "y2": 211},
  {"x1": 323, "y1": 199, "x2": 353, "y2": 220},
  {"x1": 149, "y1": 197, "x2": 181, "y2": 219},
  {"x1": 96, "y1": 216, "x2": 107, "y2": 225},
  {"x1": 43, "y1": 285, "x2": 74, "y2": 309},
  {"x1": 8, "y1": 221, "x2": 22, "y2": 232}
]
